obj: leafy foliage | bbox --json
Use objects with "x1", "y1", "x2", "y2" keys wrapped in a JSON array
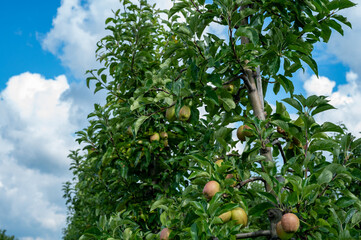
[
  {"x1": 63, "y1": 0, "x2": 359, "y2": 240},
  {"x1": 0, "y1": 229, "x2": 16, "y2": 240}
]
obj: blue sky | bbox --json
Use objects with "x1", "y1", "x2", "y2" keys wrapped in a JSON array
[{"x1": 0, "y1": 1, "x2": 360, "y2": 239}]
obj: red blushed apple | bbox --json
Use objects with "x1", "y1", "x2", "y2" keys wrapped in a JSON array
[
  {"x1": 202, "y1": 181, "x2": 220, "y2": 200},
  {"x1": 281, "y1": 213, "x2": 300, "y2": 233},
  {"x1": 160, "y1": 228, "x2": 171, "y2": 240}
]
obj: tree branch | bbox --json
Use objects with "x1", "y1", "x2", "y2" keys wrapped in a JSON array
[
  {"x1": 236, "y1": 230, "x2": 271, "y2": 239},
  {"x1": 238, "y1": 177, "x2": 265, "y2": 188},
  {"x1": 272, "y1": 139, "x2": 287, "y2": 164}
]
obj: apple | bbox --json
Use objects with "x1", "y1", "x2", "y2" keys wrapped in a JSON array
[
  {"x1": 223, "y1": 84, "x2": 235, "y2": 94},
  {"x1": 215, "y1": 159, "x2": 223, "y2": 167},
  {"x1": 160, "y1": 228, "x2": 171, "y2": 240},
  {"x1": 281, "y1": 213, "x2": 300, "y2": 233},
  {"x1": 160, "y1": 132, "x2": 168, "y2": 139},
  {"x1": 292, "y1": 137, "x2": 302, "y2": 148},
  {"x1": 127, "y1": 126, "x2": 132, "y2": 136},
  {"x1": 276, "y1": 221, "x2": 294, "y2": 240},
  {"x1": 226, "y1": 173, "x2": 237, "y2": 187},
  {"x1": 179, "y1": 106, "x2": 191, "y2": 121},
  {"x1": 219, "y1": 211, "x2": 232, "y2": 223},
  {"x1": 163, "y1": 139, "x2": 169, "y2": 147},
  {"x1": 150, "y1": 133, "x2": 160, "y2": 142},
  {"x1": 203, "y1": 180, "x2": 220, "y2": 200},
  {"x1": 236, "y1": 125, "x2": 252, "y2": 142},
  {"x1": 277, "y1": 126, "x2": 287, "y2": 136},
  {"x1": 231, "y1": 207, "x2": 248, "y2": 227},
  {"x1": 166, "y1": 106, "x2": 176, "y2": 121}
]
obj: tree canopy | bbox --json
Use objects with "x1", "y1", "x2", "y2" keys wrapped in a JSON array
[{"x1": 63, "y1": 0, "x2": 360, "y2": 239}]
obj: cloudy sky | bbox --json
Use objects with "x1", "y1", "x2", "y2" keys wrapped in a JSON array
[{"x1": 0, "y1": 0, "x2": 360, "y2": 239}]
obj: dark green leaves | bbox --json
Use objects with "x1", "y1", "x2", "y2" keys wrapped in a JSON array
[
  {"x1": 235, "y1": 26, "x2": 259, "y2": 45},
  {"x1": 328, "y1": 0, "x2": 357, "y2": 11}
]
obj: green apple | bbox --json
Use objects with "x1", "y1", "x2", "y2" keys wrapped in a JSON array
[
  {"x1": 236, "y1": 125, "x2": 252, "y2": 142},
  {"x1": 160, "y1": 132, "x2": 168, "y2": 139},
  {"x1": 165, "y1": 106, "x2": 176, "y2": 121},
  {"x1": 127, "y1": 126, "x2": 132, "y2": 136},
  {"x1": 215, "y1": 159, "x2": 223, "y2": 167},
  {"x1": 179, "y1": 106, "x2": 191, "y2": 121},
  {"x1": 231, "y1": 207, "x2": 248, "y2": 227},
  {"x1": 150, "y1": 133, "x2": 160, "y2": 142},
  {"x1": 277, "y1": 221, "x2": 294, "y2": 240},
  {"x1": 223, "y1": 84, "x2": 235, "y2": 94},
  {"x1": 219, "y1": 211, "x2": 232, "y2": 223},
  {"x1": 202, "y1": 180, "x2": 220, "y2": 200}
]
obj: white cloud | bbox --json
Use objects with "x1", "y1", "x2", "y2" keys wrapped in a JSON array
[
  {"x1": 41, "y1": 0, "x2": 175, "y2": 79},
  {"x1": 303, "y1": 75, "x2": 336, "y2": 96},
  {"x1": 0, "y1": 72, "x2": 80, "y2": 239},
  {"x1": 327, "y1": 4, "x2": 361, "y2": 77},
  {"x1": 1, "y1": 72, "x2": 76, "y2": 173},
  {"x1": 41, "y1": 0, "x2": 122, "y2": 78},
  {"x1": 304, "y1": 71, "x2": 361, "y2": 137}
]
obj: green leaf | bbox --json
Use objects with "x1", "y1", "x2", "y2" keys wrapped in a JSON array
[
  {"x1": 277, "y1": 75, "x2": 294, "y2": 94},
  {"x1": 205, "y1": 86, "x2": 219, "y2": 105},
  {"x1": 168, "y1": 2, "x2": 189, "y2": 18},
  {"x1": 336, "y1": 197, "x2": 357, "y2": 208},
  {"x1": 315, "y1": 122, "x2": 344, "y2": 134},
  {"x1": 258, "y1": 192, "x2": 278, "y2": 205},
  {"x1": 309, "y1": 139, "x2": 339, "y2": 153},
  {"x1": 328, "y1": 0, "x2": 357, "y2": 11},
  {"x1": 300, "y1": 55, "x2": 318, "y2": 76},
  {"x1": 221, "y1": 97, "x2": 236, "y2": 111},
  {"x1": 302, "y1": 184, "x2": 320, "y2": 199},
  {"x1": 317, "y1": 169, "x2": 333, "y2": 185},
  {"x1": 235, "y1": 26, "x2": 259, "y2": 44},
  {"x1": 134, "y1": 116, "x2": 150, "y2": 135},
  {"x1": 190, "y1": 222, "x2": 199, "y2": 240},
  {"x1": 150, "y1": 198, "x2": 173, "y2": 211},
  {"x1": 248, "y1": 202, "x2": 275, "y2": 216},
  {"x1": 282, "y1": 98, "x2": 303, "y2": 112},
  {"x1": 311, "y1": 103, "x2": 336, "y2": 116}
]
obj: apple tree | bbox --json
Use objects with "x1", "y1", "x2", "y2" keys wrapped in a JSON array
[
  {"x1": 63, "y1": 0, "x2": 361, "y2": 239},
  {"x1": 0, "y1": 229, "x2": 16, "y2": 240}
]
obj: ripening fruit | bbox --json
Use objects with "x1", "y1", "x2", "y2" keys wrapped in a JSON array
[
  {"x1": 179, "y1": 106, "x2": 191, "y2": 121},
  {"x1": 160, "y1": 132, "x2": 168, "y2": 139},
  {"x1": 281, "y1": 213, "x2": 300, "y2": 233},
  {"x1": 231, "y1": 207, "x2": 248, "y2": 227},
  {"x1": 203, "y1": 181, "x2": 220, "y2": 200},
  {"x1": 127, "y1": 126, "x2": 132, "y2": 136},
  {"x1": 215, "y1": 159, "x2": 224, "y2": 167},
  {"x1": 236, "y1": 125, "x2": 252, "y2": 142},
  {"x1": 219, "y1": 211, "x2": 232, "y2": 223},
  {"x1": 166, "y1": 106, "x2": 176, "y2": 121},
  {"x1": 150, "y1": 133, "x2": 160, "y2": 142},
  {"x1": 226, "y1": 173, "x2": 237, "y2": 187},
  {"x1": 277, "y1": 126, "x2": 287, "y2": 136},
  {"x1": 276, "y1": 221, "x2": 294, "y2": 240},
  {"x1": 223, "y1": 84, "x2": 235, "y2": 94},
  {"x1": 160, "y1": 228, "x2": 171, "y2": 240}
]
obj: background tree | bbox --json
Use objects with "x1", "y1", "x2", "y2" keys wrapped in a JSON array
[
  {"x1": 0, "y1": 229, "x2": 16, "y2": 240},
  {"x1": 63, "y1": 0, "x2": 360, "y2": 239}
]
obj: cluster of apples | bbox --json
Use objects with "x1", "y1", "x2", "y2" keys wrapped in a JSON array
[
  {"x1": 203, "y1": 179, "x2": 248, "y2": 226},
  {"x1": 150, "y1": 131, "x2": 169, "y2": 147},
  {"x1": 165, "y1": 105, "x2": 191, "y2": 122}
]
